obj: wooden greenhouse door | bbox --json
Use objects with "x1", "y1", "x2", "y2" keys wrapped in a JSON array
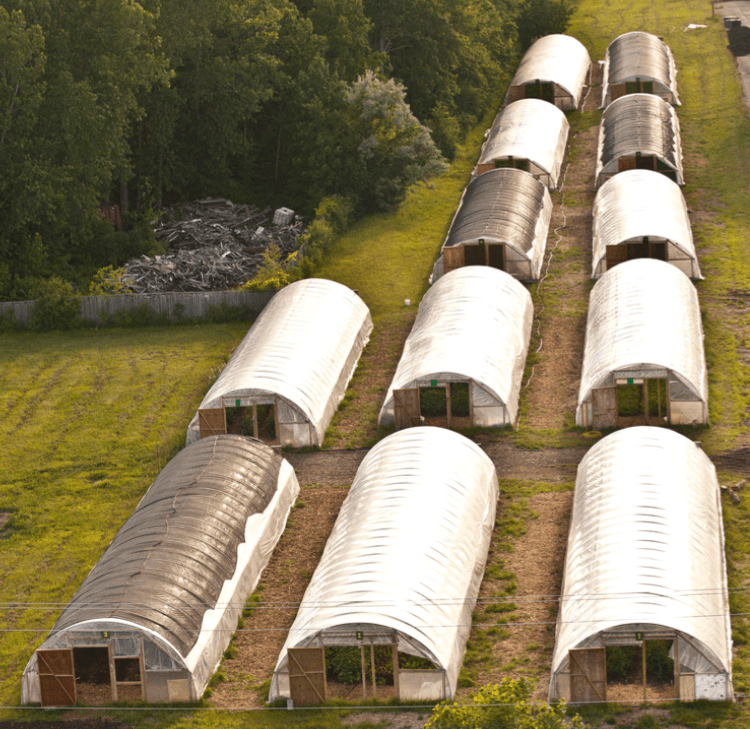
[
  {"x1": 393, "y1": 388, "x2": 421, "y2": 429},
  {"x1": 487, "y1": 244, "x2": 505, "y2": 270},
  {"x1": 442, "y1": 246, "x2": 464, "y2": 274},
  {"x1": 38, "y1": 649, "x2": 77, "y2": 707},
  {"x1": 198, "y1": 408, "x2": 227, "y2": 438},
  {"x1": 569, "y1": 648, "x2": 606, "y2": 703},
  {"x1": 605, "y1": 245, "x2": 628, "y2": 271},
  {"x1": 591, "y1": 387, "x2": 618, "y2": 429},
  {"x1": 288, "y1": 647, "x2": 326, "y2": 705}
]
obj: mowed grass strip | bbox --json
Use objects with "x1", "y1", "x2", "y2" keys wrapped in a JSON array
[{"x1": 0, "y1": 324, "x2": 248, "y2": 709}]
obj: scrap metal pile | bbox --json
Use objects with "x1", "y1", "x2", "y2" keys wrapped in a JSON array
[{"x1": 118, "y1": 198, "x2": 305, "y2": 293}]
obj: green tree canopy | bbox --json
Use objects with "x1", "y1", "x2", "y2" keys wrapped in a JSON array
[{"x1": 342, "y1": 70, "x2": 447, "y2": 212}]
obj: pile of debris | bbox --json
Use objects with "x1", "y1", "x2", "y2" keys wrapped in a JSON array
[{"x1": 116, "y1": 198, "x2": 305, "y2": 293}]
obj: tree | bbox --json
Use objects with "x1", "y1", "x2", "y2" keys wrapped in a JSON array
[
  {"x1": 426, "y1": 678, "x2": 585, "y2": 729},
  {"x1": 306, "y1": 0, "x2": 379, "y2": 82},
  {"x1": 361, "y1": 0, "x2": 518, "y2": 157},
  {"x1": 516, "y1": 0, "x2": 575, "y2": 50},
  {"x1": 0, "y1": 7, "x2": 47, "y2": 295},
  {"x1": 341, "y1": 70, "x2": 447, "y2": 212}
]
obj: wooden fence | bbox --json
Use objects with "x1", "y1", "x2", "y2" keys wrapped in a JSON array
[{"x1": 0, "y1": 290, "x2": 275, "y2": 327}]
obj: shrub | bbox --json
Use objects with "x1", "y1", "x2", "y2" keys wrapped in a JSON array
[
  {"x1": 242, "y1": 244, "x2": 301, "y2": 292},
  {"x1": 88, "y1": 266, "x2": 128, "y2": 295},
  {"x1": 29, "y1": 276, "x2": 81, "y2": 331}
]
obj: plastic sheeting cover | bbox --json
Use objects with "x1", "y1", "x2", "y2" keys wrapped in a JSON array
[
  {"x1": 550, "y1": 427, "x2": 731, "y2": 695},
  {"x1": 47, "y1": 436, "x2": 285, "y2": 657},
  {"x1": 478, "y1": 99, "x2": 570, "y2": 189},
  {"x1": 592, "y1": 169, "x2": 700, "y2": 278},
  {"x1": 577, "y1": 258, "x2": 706, "y2": 423},
  {"x1": 596, "y1": 93, "x2": 683, "y2": 185},
  {"x1": 505, "y1": 34, "x2": 591, "y2": 108},
  {"x1": 602, "y1": 31, "x2": 680, "y2": 107},
  {"x1": 186, "y1": 278, "x2": 373, "y2": 445},
  {"x1": 269, "y1": 427, "x2": 499, "y2": 701},
  {"x1": 379, "y1": 267, "x2": 533, "y2": 427},
  {"x1": 443, "y1": 168, "x2": 552, "y2": 275}
]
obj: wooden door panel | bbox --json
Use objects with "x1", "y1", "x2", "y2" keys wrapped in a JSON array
[
  {"x1": 38, "y1": 649, "x2": 77, "y2": 707},
  {"x1": 393, "y1": 388, "x2": 421, "y2": 429},
  {"x1": 289, "y1": 647, "x2": 326, "y2": 706},
  {"x1": 569, "y1": 647, "x2": 606, "y2": 703},
  {"x1": 591, "y1": 387, "x2": 618, "y2": 429}
]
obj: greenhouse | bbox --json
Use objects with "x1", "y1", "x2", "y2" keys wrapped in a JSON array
[
  {"x1": 431, "y1": 167, "x2": 552, "y2": 282},
  {"x1": 268, "y1": 427, "x2": 498, "y2": 705},
  {"x1": 476, "y1": 98, "x2": 570, "y2": 190},
  {"x1": 592, "y1": 169, "x2": 701, "y2": 279},
  {"x1": 601, "y1": 31, "x2": 680, "y2": 108},
  {"x1": 595, "y1": 93, "x2": 684, "y2": 188},
  {"x1": 186, "y1": 278, "x2": 372, "y2": 448},
  {"x1": 549, "y1": 427, "x2": 732, "y2": 703},
  {"x1": 379, "y1": 267, "x2": 533, "y2": 430},
  {"x1": 577, "y1": 258, "x2": 707, "y2": 429},
  {"x1": 22, "y1": 435, "x2": 300, "y2": 706},
  {"x1": 504, "y1": 34, "x2": 591, "y2": 110}
]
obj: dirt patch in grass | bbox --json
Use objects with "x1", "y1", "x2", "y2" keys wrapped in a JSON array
[
  {"x1": 475, "y1": 438, "x2": 585, "y2": 483},
  {"x1": 209, "y1": 485, "x2": 349, "y2": 709},
  {"x1": 0, "y1": 512, "x2": 11, "y2": 535},
  {"x1": 287, "y1": 440, "x2": 586, "y2": 489},
  {"x1": 324, "y1": 311, "x2": 416, "y2": 450},
  {"x1": 461, "y1": 490, "x2": 574, "y2": 701},
  {"x1": 341, "y1": 710, "x2": 431, "y2": 728},
  {"x1": 606, "y1": 680, "x2": 676, "y2": 703},
  {"x1": 520, "y1": 93, "x2": 599, "y2": 431}
]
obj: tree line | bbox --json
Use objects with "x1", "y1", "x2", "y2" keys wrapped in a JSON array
[{"x1": 0, "y1": 0, "x2": 573, "y2": 301}]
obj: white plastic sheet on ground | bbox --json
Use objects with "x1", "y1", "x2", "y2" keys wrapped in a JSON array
[
  {"x1": 576, "y1": 258, "x2": 707, "y2": 425},
  {"x1": 268, "y1": 427, "x2": 499, "y2": 702},
  {"x1": 549, "y1": 427, "x2": 732, "y2": 700},
  {"x1": 186, "y1": 278, "x2": 372, "y2": 447},
  {"x1": 379, "y1": 267, "x2": 533, "y2": 428}
]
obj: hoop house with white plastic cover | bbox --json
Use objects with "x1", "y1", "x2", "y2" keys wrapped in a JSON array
[
  {"x1": 431, "y1": 167, "x2": 552, "y2": 283},
  {"x1": 601, "y1": 31, "x2": 680, "y2": 108},
  {"x1": 549, "y1": 427, "x2": 732, "y2": 703},
  {"x1": 22, "y1": 435, "x2": 300, "y2": 706},
  {"x1": 595, "y1": 93, "x2": 684, "y2": 188},
  {"x1": 379, "y1": 267, "x2": 532, "y2": 430},
  {"x1": 476, "y1": 99, "x2": 570, "y2": 189},
  {"x1": 577, "y1": 259, "x2": 707, "y2": 429},
  {"x1": 592, "y1": 169, "x2": 701, "y2": 280},
  {"x1": 504, "y1": 34, "x2": 591, "y2": 110},
  {"x1": 186, "y1": 278, "x2": 372, "y2": 448},
  {"x1": 269, "y1": 427, "x2": 498, "y2": 704}
]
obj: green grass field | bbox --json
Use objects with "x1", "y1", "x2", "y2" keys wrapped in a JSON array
[{"x1": 2, "y1": 0, "x2": 750, "y2": 725}]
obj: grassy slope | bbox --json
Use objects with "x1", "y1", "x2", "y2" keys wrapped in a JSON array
[{"x1": 313, "y1": 122, "x2": 489, "y2": 322}]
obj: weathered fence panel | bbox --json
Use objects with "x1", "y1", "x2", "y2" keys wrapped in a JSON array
[{"x1": 0, "y1": 290, "x2": 275, "y2": 327}]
